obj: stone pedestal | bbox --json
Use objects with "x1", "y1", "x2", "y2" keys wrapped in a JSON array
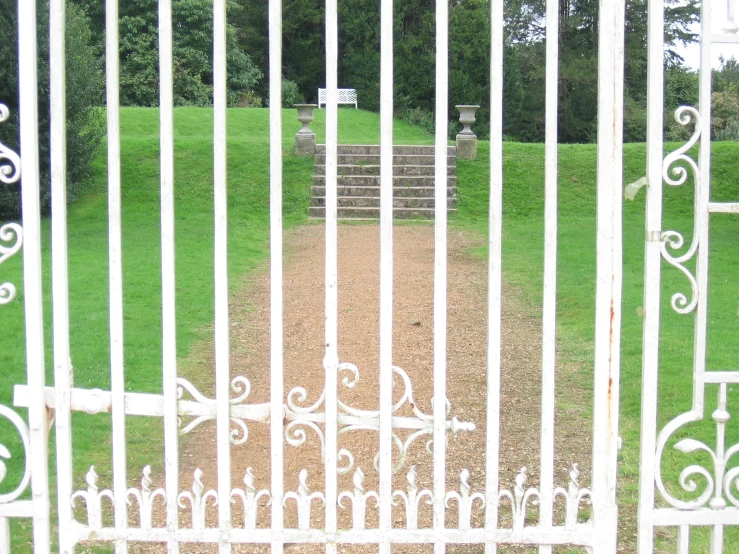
[
  {"x1": 295, "y1": 133, "x2": 316, "y2": 156},
  {"x1": 294, "y1": 104, "x2": 318, "y2": 156},
  {"x1": 455, "y1": 104, "x2": 480, "y2": 160},
  {"x1": 455, "y1": 135, "x2": 478, "y2": 160}
]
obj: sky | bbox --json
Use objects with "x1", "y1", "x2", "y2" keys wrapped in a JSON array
[{"x1": 673, "y1": 2, "x2": 739, "y2": 70}]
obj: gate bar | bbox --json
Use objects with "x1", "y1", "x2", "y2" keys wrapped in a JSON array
[
  {"x1": 433, "y1": 0, "x2": 449, "y2": 550},
  {"x1": 268, "y1": 0, "x2": 285, "y2": 548},
  {"x1": 18, "y1": 1, "x2": 51, "y2": 550},
  {"x1": 539, "y1": 0, "x2": 560, "y2": 549},
  {"x1": 324, "y1": 0, "x2": 339, "y2": 547},
  {"x1": 378, "y1": 0, "x2": 394, "y2": 546},
  {"x1": 485, "y1": 0, "x2": 504, "y2": 551},
  {"x1": 636, "y1": 0, "x2": 665, "y2": 550},
  {"x1": 104, "y1": 0, "x2": 128, "y2": 551},
  {"x1": 213, "y1": 1, "x2": 232, "y2": 551},
  {"x1": 591, "y1": 0, "x2": 625, "y2": 550},
  {"x1": 49, "y1": 0, "x2": 76, "y2": 552},
  {"x1": 158, "y1": 1, "x2": 180, "y2": 552}
]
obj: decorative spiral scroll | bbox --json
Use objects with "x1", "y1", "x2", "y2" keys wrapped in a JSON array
[
  {"x1": 0, "y1": 223, "x2": 23, "y2": 305},
  {"x1": 284, "y1": 362, "x2": 475, "y2": 475},
  {"x1": 0, "y1": 105, "x2": 21, "y2": 185},
  {"x1": 0, "y1": 404, "x2": 31, "y2": 504},
  {"x1": 175, "y1": 376, "x2": 254, "y2": 445},
  {"x1": 660, "y1": 106, "x2": 702, "y2": 314},
  {"x1": 655, "y1": 383, "x2": 739, "y2": 509}
]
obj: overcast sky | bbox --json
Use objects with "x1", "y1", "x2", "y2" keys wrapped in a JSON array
[{"x1": 673, "y1": 3, "x2": 739, "y2": 70}]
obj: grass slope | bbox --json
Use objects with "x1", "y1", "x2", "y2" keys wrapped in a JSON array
[
  {"x1": 1, "y1": 107, "x2": 737, "y2": 552},
  {"x1": 456, "y1": 140, "x2": 739, "y2": 552}
]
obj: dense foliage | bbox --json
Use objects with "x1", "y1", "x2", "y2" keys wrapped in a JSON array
[
  {"x1": 233, "y1": 0, "x2": 706, "y2": 143},
  {"x1": 0, "y1": 1, "x2": 105, "y2": 219}
]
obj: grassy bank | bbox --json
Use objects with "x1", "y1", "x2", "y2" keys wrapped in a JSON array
[
  {"x1": 455, "y1": 140, "x2": 739, "y2": 552},
  {"x1": 1, "y1": 107, "x2": 736, "y2": 551}
]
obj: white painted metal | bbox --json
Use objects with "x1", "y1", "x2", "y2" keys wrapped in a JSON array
[
  {"x1": 590, "y1": 0, "x2": 625, "y2": 552},
  {"x1": 3, "y1": 0, "x2": 643, "y2": 550},
  {"x1": 324, "y1": 0, "x2": 339, "y2": 552},
  {"x1": 433, "y1": 0, "x2": 449, "y2": 550},
  {"x1": 104, "y1": 1, "x2": 128, "y2": 552},
  {"x1": 18, "y1": 0, "x2": 51, "y2": 551},
  {"x1": 268, "y1": 0, "x2": 285, "y2": 551},
  {"x1": 636, "y1": 0, "x2": 664, "y2": 550},
  {"x1": 378, "y1": 0, "x2": 394, "y2": 550},
  {"x1": 636, "y1": 1, "x2": 739, "y2": 552},
  {"x1": 49, "y1": 0, "x2": 77, "y2": 552},
  {"x1": 158, "y1": 1, "x2": 180, "y2": 552},
  {"x1": 317, "y1": 88, "x2": 358, "y2": 108},
  {"x1": 213, "y1": 1, "x2": 232, "y2": 552},
  {"x1": 486, "y1": 0, "x2": 504, "y2": 552},
  {"x1": 539, "y1": 0, "x2": 559, "y2": 551}
]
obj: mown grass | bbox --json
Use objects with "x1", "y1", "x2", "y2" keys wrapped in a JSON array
[
  {"x1": 1, "y1": 107, "x2": 737, "y2": 552},
  {"x1": 0, "y1": 107, "x2": 430, "y2": 551},
  {"x1": 455, "y1": 140, "x2": 739, "y2": 552}
]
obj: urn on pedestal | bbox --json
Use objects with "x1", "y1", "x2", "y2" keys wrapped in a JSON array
[
  {"x1": 455, "y1": 104, "x2": 480, "y2": 160},
  {"x1": 294, "y1": 104, "x2": 318, "y2": 156}
]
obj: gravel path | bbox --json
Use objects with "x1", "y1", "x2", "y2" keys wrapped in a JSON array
[{"x1": 132, "y1": 223, "x2": 591, "y2": 553}]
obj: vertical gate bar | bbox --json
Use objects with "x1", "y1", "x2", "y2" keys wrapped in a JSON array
[
  {"x1": 433, "y1": 0, "x2": 449, "y2": 549},
  {"x1": 692, "y1": 0, "x2": 712, "y2": 410},
  {"x1": 0, "y1": 517, "x2": 8, "y2": 553},
  {"x1": 539, "y1": 0, "x2": 559, "y2": 549},
  {"x1": 18, "y1": 1, "x2": 51, "y2": 551},
  {"x1": 592, "y1": 0, "x2": 626, "y2": 551},
  {"x1": 49, "y1": 0, "x2": 75, "y2": 552},
  {"x1": 676, "y1": 525, "x2": 689, "y2": 554},
  {"x1": 485, "y1": 0, "x2": 504, "y2": 551},
  {"x1": 378, "y1": 0, "x2": 394, "y2": 545},
  {"x1": 158, "y1": 1, "x2": 180, "y2": 551},
  {"x1": 105, "y1": 0, "x2": 128, "y2": 552},
  {"x1": 590, "y1": 0, "x2": 625, "y2": 551},
  {"x1": 710, "y1": 525, "x2": 724, "y2": 554},
  {"x1": 213, "y1": 0, "x2": 232, "y2": 551},
  {"x1": 325, "y1": 0, "x2": 339, "y2": 547},
  {"x1": 268, "y1": 0, "x2": 285, "y2": 548},
  {"x1": 636, "y1": 0, "x2": 664, "y2": 552}
]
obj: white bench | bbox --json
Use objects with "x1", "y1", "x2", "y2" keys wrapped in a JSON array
[{"x1": 317, "y1": 88, "x2": 358, "y2": 109}]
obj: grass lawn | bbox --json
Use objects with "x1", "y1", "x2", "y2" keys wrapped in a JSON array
[
  {"x1": 1, "y1": 107, "x2": 737, "y2": 552},
  {"x1": 456, "y1": 140, "x2": 739, "y2": 552}
]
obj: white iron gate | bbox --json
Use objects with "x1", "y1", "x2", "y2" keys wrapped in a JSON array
[
  {"x1": 0, "y1": 0, "x2": 628, "y2": 552},
  {"x1": 636, "y1": 1, "x2": 739, "y2": 552}
]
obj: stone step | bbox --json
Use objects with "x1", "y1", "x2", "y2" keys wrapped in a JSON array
[
  {"x1": 315, "y1": 144, "x2": 456, "y2": 156},
  {"x1": 314, "y1": 153, "x2": 456, "y2": 166},
  {"x1": 308, "y1": 206, "x2": 454, "y2": 219},
  {"x1": 313, "y1": 164, "x2": 456, "y2": 176},
  {"x1": 312, "y1": 175, "x2": 455, "y2": 187},
  {"x1": 310, "y1": 196, "x2": 455, "y2": 209},
  {"x1": 310, "y1": 185, "x2": 457, "y2": 198}
]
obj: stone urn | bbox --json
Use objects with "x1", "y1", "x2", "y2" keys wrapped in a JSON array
[
  {"x1": 456, "y1": 105, "x2": 480, "y2": 136},
  {"x1": 294, "y1": 103, "x2": 318, "y2": 155},
  {"x1": 455, "y1": 104, "x2": 480, "y2": 159}
]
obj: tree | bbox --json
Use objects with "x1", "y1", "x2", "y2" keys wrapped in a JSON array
[{"x1": 0, "y1": 1, "x2": 105, "y2": 219}]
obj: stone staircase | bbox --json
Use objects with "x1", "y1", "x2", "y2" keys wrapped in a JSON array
[{"x1": 308, "y1": 144, "x2": 457, "y2": 219}]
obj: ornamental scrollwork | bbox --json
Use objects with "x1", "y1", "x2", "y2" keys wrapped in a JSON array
[
  {"x1": 0, "y1": 222, "x2": 23, "y2": 305},
  {"x1": 498, "y1": 467, "x2": 540, "y2": 531},
  {"x1": 0, "y1": 104, "x2": 21, "y2": 185},
  {"x1": 655, "y1": 383, "x2": 739, "y2": 510},
  {"x1": 0, "y1": 404, "x2": 32, "y2": 504},
  {"x1": 660, "y1": 106, "x2": 701, "y2": 314},
  {"x1": 284, "y1": 362, "x2": 475, "y2": 475},
  {"x1": 176, "y1": 376, "x2": 253, "y2": 445}
]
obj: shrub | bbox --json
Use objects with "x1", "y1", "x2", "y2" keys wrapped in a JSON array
[{"x1": 0, "y1": 1, "x2": 105, "y2": 220}]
